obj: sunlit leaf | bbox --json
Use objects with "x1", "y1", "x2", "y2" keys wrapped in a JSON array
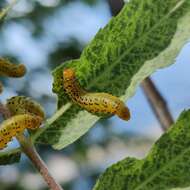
[
  {"x1": 33, "y1": 0, "x2": 190, "y2": 150},
  {"x1": 94, "y1": 110, "x2": 190, "y2": 190}
]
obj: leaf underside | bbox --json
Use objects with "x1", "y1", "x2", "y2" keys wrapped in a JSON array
[
  {"x1": 33, "y1": 0, "x2": 190, "y2": 150},
  {"x1": 93, "y1": 110, "x2": 190, "y2": 190}
]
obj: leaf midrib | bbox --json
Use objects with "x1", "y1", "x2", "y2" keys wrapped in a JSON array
[
  {"x1": 134, "y1": 142, "x2": 189, "y2": 190},
  {"x1": 34, "y1": 0, "x2": 186, "y2": 142},
  {"x1": 87, "y1": 0, "x2": 186, "y2": 89}
]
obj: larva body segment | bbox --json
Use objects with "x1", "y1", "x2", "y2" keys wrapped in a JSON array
[
  {"x1": 6, "y1": 96, "x2": 45, "y2": 119},
  {"x1": 0, "y1": 58, "x2": 26, "y2": 77},
  {"x1": 81, "y1": 93, "x2": 130, "y2": 120},
  {"x1": 63, "y1": 69, "x2": 130, "y2": 121},
  {"x1": 0, "y1": 114, "x2": 42, "y2": 149}
]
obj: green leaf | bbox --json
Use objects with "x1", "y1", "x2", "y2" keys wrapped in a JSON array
[
  {"x1": 93, "y1": 110, "x2": 190, "y2": 190},
  {"x1": 33, "y1": 0, "x2": 190, "y2": 149},
  {"x1": 0, "y1": 148, "x2": 21, "y2": 165}
]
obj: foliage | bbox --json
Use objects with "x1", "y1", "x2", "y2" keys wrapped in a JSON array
[
  {"x1": 93, "y1": 110, "x2": 190, "y2": 190},
  {"x1": 1, "y1": 1, "x2": 190, "y2": 190},
  {"x1": 33, "y1": 0, "x2": 190, "y2": 150}
]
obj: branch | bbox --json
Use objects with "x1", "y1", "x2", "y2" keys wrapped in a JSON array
[
  {"x1": 17, "y1": 134, "x2": 63, "y2": 190},
  {"x1": 0, "y1": 102, "x2": 63, "y2": 190},
  {"x1": 107, "y1": 0, "x2": 124, "y2": 16},
  {"x1": 141, "y1": 77, "x2": 174, "y2": 131}
]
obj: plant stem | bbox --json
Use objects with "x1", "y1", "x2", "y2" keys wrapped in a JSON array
[
  {"x1": 141, "y1": 77, "x2": 174, "y2": 131},
  {"x1": 32, "y1": 103, "x2": 71, "y2": 142},
  {"x1": 107, "y1": 0, "x2": 124, "y2": 16},
  {"x1": 0, "y1": 102, "x2": 63, "y2": 190},
  {"x1": 17, "y1": 134, "x2": 63, "y2": 190}
]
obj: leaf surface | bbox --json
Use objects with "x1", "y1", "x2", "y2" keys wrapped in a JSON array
[
  {"x1": 33, "y1": 0, "x2": 190, "y2": 149},
  {"x1": 94, "y1": 110, "x2": 190, "y2": 190}
]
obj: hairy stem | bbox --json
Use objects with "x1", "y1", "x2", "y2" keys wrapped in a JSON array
[{"x1": 0, "y1": 102, "x2": 63, "y2": 190}]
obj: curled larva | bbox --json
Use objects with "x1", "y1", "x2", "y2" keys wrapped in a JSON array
[
  {"x1": 6, "y1": 96, "x2": 45, "y2": 119},
  {"x1": 0, "y1": 58, "x2": 26, "y2": 77},
  {"x1": 0, "y1": 114, "x2": 42, "y2": 149},
  {"x1": 63, "y1": 69, "x2": 130, "y2": 121}
]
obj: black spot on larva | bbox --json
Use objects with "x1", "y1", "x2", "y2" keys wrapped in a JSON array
[{"x1": 63, "y1": 69, "x2": 130, "y2": 121}]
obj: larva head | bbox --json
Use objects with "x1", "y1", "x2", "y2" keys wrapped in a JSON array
[
  {"x1": 117, "y1": 106, "x2": 130, "y2": 121},
  {"x1": 0, "y1": 58, "x2": 27, "y2": 78},
  {"x1": 63, "y1": 68, "x2": 75, "y2": 80},
  {"x1": 0, "y1": 138, "x2": 8, "y2": 150},
  {"x1": 7, "y1": 64, "x2": 27, "y2": 78},
  {"x1": 0, "y1": 114, "x2": 43, "y2": 150},
  {"x1": 13, "y1": 64, "x2": 27, "y2": 77}
]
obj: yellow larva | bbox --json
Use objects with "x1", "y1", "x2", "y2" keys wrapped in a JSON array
[
  {"x1": 0, "y1": 114, "x2": 43, "y2": 149},
  {"x1": 63, "y1": 69, "x2": 130, "y2": 121},
  {"x1": 6, "y1": 96, "x2": 45, "y2": 119},
  {"x1": 0, "y1": 58, "x2": 26, "y2": 77}
]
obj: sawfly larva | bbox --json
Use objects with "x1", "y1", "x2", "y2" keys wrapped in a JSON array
[
  {"x1": 0, "y1": 114, "x2": 42, "y2": 149},
  {"x1": 6, "y1": 96, "x2": 45, "y2": 119},
  {"x1": 0, "y1": 58, "x2": 26, "y2": 78},
  {"x1": 63, "y1": 69, "x2": 130, "y2": 121}
]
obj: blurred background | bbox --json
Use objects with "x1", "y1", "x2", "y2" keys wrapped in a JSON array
[{"x1": 0, "y1": 0, "x2": 190, "y2": 189}]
